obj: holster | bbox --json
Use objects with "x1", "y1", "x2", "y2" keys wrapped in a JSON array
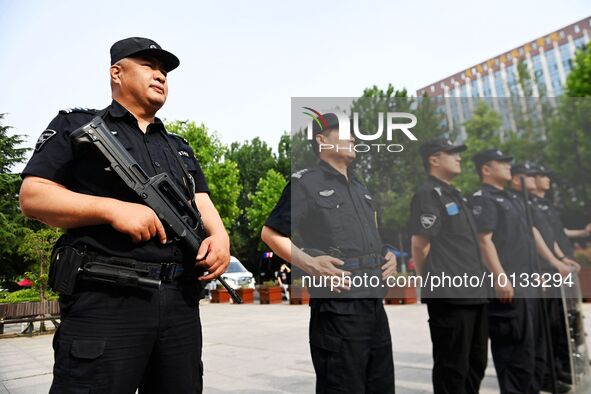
[{"x1": 49, "y1": 245, "x2": 85, "y2": 296}]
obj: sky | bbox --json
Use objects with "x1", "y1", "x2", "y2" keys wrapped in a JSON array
[{"x1": 1, "y1": 0, "x2": 590, "y2": 172}]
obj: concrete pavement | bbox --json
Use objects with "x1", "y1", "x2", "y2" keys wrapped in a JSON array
[{"x1": 1, "y1": 302, "x2": 591, "y2": 393}]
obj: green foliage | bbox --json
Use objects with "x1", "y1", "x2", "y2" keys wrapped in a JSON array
[
  {"x1": 349, "y1": 86, "x2": 445, "y2": 245},
  {"x1": 260, "y1": 279, "x2": 278, "y2": 288},
  {"x1": 17, "y1": 227, "x2": 61, "y2": 301},
  {"x1": 276, "y1": 133, "x2": 291, "y2": 179},
  {"x1": 245, "y1": 169, "x2": 287, "y2": 242},
  {"x1": 0, "y1": 114, "x2": 29, "y2": 174},
  {"x1": 227, "y1": 137, "x2": 276, "y2": 208},
  {"x1": 227, "y1": 137, "x2": 284, "y2": 265},
  {"x1": 165, "y1": 120, "x2": 242, "y2": 232},
  {"x1": 453, "y1": 101, "x2": 502, "y2": 195},
  {"x1": 565, "y1": 43, "x2": 591, "y2": 97},
  {"x1": 544, "y1": 98, "x2": 591, "y2": 216},
  {"x1": 0, "y1": 288, "x2": 58, "y2": 304}
]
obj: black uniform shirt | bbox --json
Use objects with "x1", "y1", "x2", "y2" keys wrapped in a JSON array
[
  {"x1": 469, "y1": 184, "x2": 537, "y2": 294},
  {"x1": 265, "y1": 160, "x2": 382, "y2": 257},
  {"x1": 533, "y1": 196, "x2": 574, "y2": 259},
  {"x1": 409, "y1": 176, "x2": 488, "y2": 303},
  {"x1": 22, "y1": 100, "x2": 209, "y2": 263}
]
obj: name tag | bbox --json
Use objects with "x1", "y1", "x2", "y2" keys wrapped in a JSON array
[{"x1": 446, "y1": 202, "x2": 459, "y2": 216}]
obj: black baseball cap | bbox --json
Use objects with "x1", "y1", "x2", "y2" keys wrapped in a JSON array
[
  {"x1": 311, "y1": 112, "x2": 341, "y2": 136},
  {"x1": 419, "y1": 137, "x2": 467, "y2": 160},
  {"x1": 472, "y1": 149, "x2": 513, "y2": 170},
  {"x1": 511, "y1": 162, "x2": 537, "y2": 176},
  {"x1": 110, "y1": 37, "x2": 180, "y2": 72},
  {"x1": 532, "y1": 163, "x2": 553, "y2": 176}
]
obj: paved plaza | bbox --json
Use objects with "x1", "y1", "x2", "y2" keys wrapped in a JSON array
[{"x1": 1, "y1": 302, "x2": 591, "y2": 393}]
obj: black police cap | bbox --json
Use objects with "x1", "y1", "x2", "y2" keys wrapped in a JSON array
[
  {"x1": 531, "y1": 163, "x2": 553, "y2": 176},
  {"x1": 419, "y1": 137, "x2": 467, "y2": 160},
  {"x1": 511, "y1": 162, "x2": 537, "y2": 176},
  {"x1": 311, "y1": 113, "x2": 341, "y2": 136},
  {"x1": 472, "y1": 149, "x2": 513, "y2": 170},
  {"x1": 110, "y1": 37, "x2": 180, "y2": 72}
]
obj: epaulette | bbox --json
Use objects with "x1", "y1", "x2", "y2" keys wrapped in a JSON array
[
  {"x1": 169, "y1": 133, "x2": 190, "y2": 145},
  {"x1": 59, "y1": 107, "x2": 97, "y2": 115},
  {"x1": 473, "y1": 190, "x2": 482, "y2": 196},
  {"x1": 291, "y1": 168, "x2": 312, "y2": 179},
  {"x1": 433, "y1": 186, "x2": 442, "y2": 196}
]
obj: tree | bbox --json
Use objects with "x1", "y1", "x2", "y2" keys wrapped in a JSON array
[
  {"x1": 166, "y1": 120, "x2": 242, "y2": 229},
  {"x1": 349, "y1": 86, "x2": 445, "y2": 250},
  {"x1": 542, "y1": 43, "x2": 591, "y2": 222},
  {"x1": 18, "y1": 227, "x2": 62, "y2": 302},
  {"x1": 565, "y1": 43, "x2": 591, "y2": 97},
  {"x1": 226, "y1": 138, "x2": 277, "y2": 265},
  {"x1": 0, "y1": 114, "x2": 32, "y2": 281},
  {"x1": 0, "y1": 114, "x2": 29, "y2": 173},
  {"x1": 276, "y1": 133, "x2": 291, "y2": 179},
  {"x1": 245, "y1": 169, "x2": 287, "y2": 248},
  {"x1": 453, "y1": 101, "x2": 503, "y2": 195}
]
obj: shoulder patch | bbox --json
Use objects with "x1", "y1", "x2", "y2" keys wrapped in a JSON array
[
  {"x1": 291, "y1": 168, "x2": 310, "y2": 179},
  {"x1": 35, "y1": 129, "x2": 57, "y2": 151},
  {"x1": 473, "y1": 190, "x2": 482, "y2": 196},
  {"x1": 433, "y1": 186, "x2": 442, "y2": 196},
  {"x1": 59, "y1": 107, "x2": 97, "y2": 115},
  {"x1": 420, "y1": 214, "x2": 437, "y2": 229}
]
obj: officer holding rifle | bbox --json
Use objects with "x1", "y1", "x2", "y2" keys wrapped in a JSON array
[{"x1": 19, "y1": 37, "x2": 229, "y2": 393}]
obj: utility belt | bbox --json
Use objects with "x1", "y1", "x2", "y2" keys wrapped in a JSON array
[{"x1": 49, "y1": 245, "x2": 187, "y2": 296}]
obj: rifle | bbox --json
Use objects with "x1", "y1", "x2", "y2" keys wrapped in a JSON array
[{"x1": 70, "y1": 116, "x2": 242, "y2": 303}]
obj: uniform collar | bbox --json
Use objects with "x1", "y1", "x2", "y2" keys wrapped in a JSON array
[
  {"x1": 108, "y1": 100, "x2": 166, "y2": 130},
  {"x1": 318, "y1": 159, "x2": 355, "y2": 182},
  {"x1": 481, "y1": 183, "x2": 505, "y2": 194},
  {"x1": 428, "y1": 175, "x2": 455, "y2": 191}
]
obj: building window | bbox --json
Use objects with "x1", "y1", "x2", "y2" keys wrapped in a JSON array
[
  {"x1": 560, "y1": 31, "x2": 565, "y2": 39},
  {"x1": 532, "y1": 42, "x2": 538, "y2": 50},
  {"x1": 575, "y1": 25, "x2": 580, "y2": 33}
]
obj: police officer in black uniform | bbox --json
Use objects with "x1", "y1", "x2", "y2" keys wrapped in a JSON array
[
  {"x1": 19, "y1": 37, "x2": 230, "y2": 393},
  {"x1": 261, "y1": 113, "x2": 397, "y2": 393},
  {"x1": 469, "y1": 150, "x2": 570, "y2": 394},
  {"x1": 409, "y1": 138, "x2": 489, "y2": 394},
  {"x1": 530, "y1": 163, "x2": 582, "y2": 391},
  {"x1": 531, "y1": 164, "x2": 591, "y2": 261}
]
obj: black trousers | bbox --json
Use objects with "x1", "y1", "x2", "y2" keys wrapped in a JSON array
[
  {"x1": 489, "y1": 298, "x2": 546, "y2": 394},
  {"x1": 427, "y1": 302, "x2": 488, "y2": 394},
  {"x1": 309, "y1": 299, "x2": 395, "y2": 394},
  {"x1": 50, "y1": 278, "x2": 203, "y2": 394}
]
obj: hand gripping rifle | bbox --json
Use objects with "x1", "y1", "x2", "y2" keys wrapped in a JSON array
[{"x1": 70, "y1": 117, "x2": 242, "y2": 303}]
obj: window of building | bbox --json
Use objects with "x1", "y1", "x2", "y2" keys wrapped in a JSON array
[{"x1": 574, "y1": 25, "x2": 580, "y2": 33}]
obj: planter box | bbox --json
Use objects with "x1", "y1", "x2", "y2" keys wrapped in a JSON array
[
  {"x1": 211, "y1": 289, "x2": 230, "y2": 303},
  {"x1": 289, "y1": 286, "x2": 310, "y2": 305},
  {"x1": 235, "y1": 288, "x2": 254, "y2": 304},
  {"x1": 385, "y1": 285, "x2": 417, "y2": 305},
  {"x1": 258, "y1": 287, "x2": 283, "y2": 304}
]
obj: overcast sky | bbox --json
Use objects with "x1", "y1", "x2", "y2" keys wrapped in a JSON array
[{"x1": 1, "y1": 0, "x2": 590, "y2": 172}]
